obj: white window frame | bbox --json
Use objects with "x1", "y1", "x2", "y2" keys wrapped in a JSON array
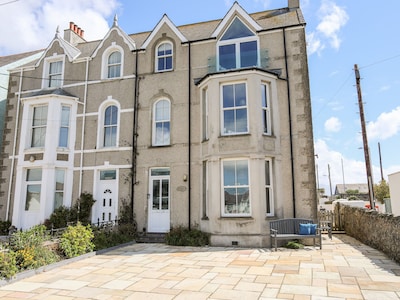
[
  {"x1": 24, "y1": 168, "x2": 42, "y2": 212},
  {"x1": 97, "y1": 99, "x2": 121, "y2": 149},
  {"x1": 220, "y1": 82, "x2": 249, "y2": 136},
  {"x1": 54, "y1": 168, "x2": 65, "y2": 210},
  {"x1": 101, "y1": 44, "x2": 124, "y2": 79},
  {"x1": 152, "y1": 99, "x2": 171, "y2": 146},
  {"x1": 202, "y1": 87, "x2": 209, "y2": 141},
  {"x1": 42, "y1": 55, "x2": 65, "y2": 89},
  {"x1": 30, "y1": 105, "x2": 48, "y2": 149},
  {"x1": 221, "y1": 158, "x2": 251, "y2": 217},
  {"x1": 217, "y1": 18, "x2": 259, "y2": 71},
  {"x1": 58, "y1": 105, "x2": 71, "y2": 148},
  {"x1": 261, "y1": 82, "x2": 272, "y2": 135},
  {"x1": 265, "y1": 159, "x2": 274, "y2": 217},
  {"x1": 155, "y1": 41, "x2": 173, "y2": 72},
  {"x1": 107, "y1": 51, "x2": 122, "y2": 78}
]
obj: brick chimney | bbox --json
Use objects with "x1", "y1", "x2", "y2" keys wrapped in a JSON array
[
  {"x1": 64, "y1": 21, "x2": 86, "y2": 46},
  {"x1": 288, "y1": 0, "x2": 299, "y2": 9}
]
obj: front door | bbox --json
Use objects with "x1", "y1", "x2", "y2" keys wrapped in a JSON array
[
  {"x1": 94, "y1": 169, "x2": 118, "y2": 225},
  {"x1": 148, "y1": 168, "x2": 170, "y2": 232}
]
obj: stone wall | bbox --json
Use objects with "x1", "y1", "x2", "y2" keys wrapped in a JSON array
[{"x1": 339, "y1": 203, "x2": 400, "y2": 263}]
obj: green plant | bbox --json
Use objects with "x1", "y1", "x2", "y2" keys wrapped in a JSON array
[
  {"x1": 10, "y1": 225, "x2": 48, "y2": 250},
  {"x1": 285, "y1": 240, "x2": 304, "y2": 249},
  {"x1": 60, "y1": 222, "x2": 94, "y2": 258},
  {"x1": 0, "y1": 251, "x2": 18, "y2": 279},
  {"x1": 165, "y1": 226, "x2": 209, "y2": 246}
]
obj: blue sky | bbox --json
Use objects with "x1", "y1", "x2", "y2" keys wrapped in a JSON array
[{"x1": 1, "y1": 0, "x2": 400, "y2": 195}]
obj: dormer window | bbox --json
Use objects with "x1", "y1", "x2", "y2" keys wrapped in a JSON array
[
  {"x1": 156, "y1": 42, "x2": 173, "y2": 72},
  {"x1": 43, "y1": 56, "x2": 64, "y2": 88},
  {"x1": 101, "y1": 45, "x2": 124, "y2": 79},
  {"x1": 107, "y1": 51, "x2": 121, "y2": 78},
  {"x1": 218, "y1": 18, "x2": 258, "y2": 71}
]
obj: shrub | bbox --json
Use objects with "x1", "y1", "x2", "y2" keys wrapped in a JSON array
[
  {"x1": 92, "y1": 223, "x2": 136, "y2": 250},
  {"x1": 10, "y1": 225, "x2": 60, "y2": 270},
  {"x1": 0, "y1": 251, "x2": 18, "y2": 279},
  {"x1": 165, "y1": 226, "x2": 209, "y2": 246},
  {"x1": 60, "y1": 222, "x2": 94, "y2": 258},
  {"x1": 0, "y1": 220, "x2": 11, "y2": 235},
  {"x1": 285, "y1": 240, "x2": 304, "y2": 249}
]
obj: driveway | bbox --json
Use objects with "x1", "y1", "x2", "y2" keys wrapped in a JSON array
[{"x1": 1, "y1": 235, "x2": 399, "y2": 299}]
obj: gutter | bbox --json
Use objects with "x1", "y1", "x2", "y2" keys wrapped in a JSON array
[
  {"x1": 283, "y1": 28, "x2": 296, "y2": 217},
  {"x1": 188, "y1": 42, "x2": 192, "y2": 230}
]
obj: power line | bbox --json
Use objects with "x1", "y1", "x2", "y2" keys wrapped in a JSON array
[
  {"x1": 0, "y1": 0, "x2": 20, "y2": 6},
  {"x1": 360, "y1": 54, "x2": 400, "y2": 70}
]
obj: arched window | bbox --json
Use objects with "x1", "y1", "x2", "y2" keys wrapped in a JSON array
[
  {"x1": 156, "y1": 42, "x2": 173, "y2": 72},
  {"x1": 107, "y1": 51, "x2": 121, "y2": 78},
  {"x1": 103, "y1": 105, "x2": 118, "y2": 147},
  {"x1": 153, "y1": 99, "x2": 170, "y2": 146}
]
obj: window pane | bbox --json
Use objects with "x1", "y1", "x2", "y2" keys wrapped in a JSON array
[
  {"x1": 27, "y1": 169, "x2": 42, "y2": 181},
  {"x1": 59, "y1": 127, "x2": 68, "y2": 147},
  {"x1": 100, "y1": 170, "x2": 116, "y2": 180},
  {"x1": 265, "y1": 160, "x2": 270, "y2": 185},
  {"x1": 161, "y1": 179, "x2": 169, "y2": 210},
  {"x1": 165, "y1": 57, "x2": 172, "y2": 70},
  {"x1": 261, "y1": 85, "x2": 268, "y2": 108},
  {"x1": 223, "y1": 110, "x2": 235, "y2": 134},
  {"x1": 235, "y1": 83, "x2": 246, "y2": 106},
  {"x1": 224, "y1": 187, "x2": 236, "y2": 213},
  {"x1": 219, "y1": 44, "x2": 236, "y2": 70},
  {"x1": 223, "y1": 161, "x2": 236, "y2": 186},
  {"x1": 61, "y1": 106, "x2": 70, "y2": 126},
  {"x1": 235, "y1": 108, "x2": 248, "y2": 133},
  {"x1": 50, "y1": 61, "x2": 62, "y2": 74},
  {"x1": 266, "y1": 187, "x2": 271, "y2": 214},
  {"x1": 240, "y1": 41, "x2": 258, "y2": 67},
  {"x1": 32, "y1": 127, "x2": 46, "y2": 147},
  {"x1": 237, "y1": 187, "x2": 250, "y2": 213},
  {"x1": 151, "y1": 168, "x2": 170, "y2": 176},
  {"x1": 25, "y1": 185, "x2": 41, "y2": 211},
  {"x1": 33, "y1": 106, "x2": 47, "y2": 126},
  {"x1": 155, "y1": 100, "x2": 169, "y2": 121},
  {"x1": 152, "y1": 180, "x2": 160, "y2": 210},
  {"x1": 221, "y1": 18, "x2": 255, "y2": 40},
  {"x1": 108, "y1": 52, "x2": 121, "y2": 64},
  {"x1": 104, "y1": 106, "x2": 118, "y2": 125},
  {"x1": 222, "y1": 85, "x2": 234, "y2": 108},
  {"x1": 236, "y1": 160, "x2": 249, "y2": 185}
]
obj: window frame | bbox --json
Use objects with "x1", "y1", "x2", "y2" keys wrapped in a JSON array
[
  {"x1": 221, "y1": 159, "x2": 251, "y2": 217},
  {"x1": 42, "y1": 56, "x2": 64, "y2": 89},
  {"x1": 103, "y1": 105, "x2": 118, "y2": 147},
  {"x1": 265, "y1": 159, "x2": 274, "y2": 217},
  {"x1": 101, "y1": 45, "x2": 124, "y2": 79},
  {"x1": 97, "y1": 100, "x2": 121, "y2": 149},
  {"x1": 261, "y1": 82, "x2": 272, "y2": 136},
  {"x1": 155, "y1": 41, "x2": 173, "y2": 72},
  {"x1": 217, "y1": 18, "x2": 259, "y2": 71},
  {"x1": 58, "y1": 105, "x2": 71, "y2": 148},
  {"x1": 24, "y1": 168, "x2": 42, "y2": 212},
  {"x1": 202, "y1": 87, "x2": 209, "y2": 141},
  {"x1": 152, "y1": 99, "x2": 171, "y2": 146},
  {"x1": 220, "y1": 82, "x2": 249, "y2": 136},
  {"x1": 54, "y1": 168, "x2": 65, "y2": 211},
  {"x1": 30, "y1": 105, "x2": 48, "y2": 148},
  {"x1": 107, "y1": 51, "x2": 122, "y2": 78}
]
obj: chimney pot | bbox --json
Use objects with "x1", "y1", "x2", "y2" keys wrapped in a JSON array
[
  {"x1": 80, "y1": 29, "x2": 84, "y2": 38},
  {"x1": 69, "y1": 22, "x2": 74, "y2": 30}
]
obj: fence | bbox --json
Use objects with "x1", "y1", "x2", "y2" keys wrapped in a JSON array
[{"x1": 318, "y1": 207, "x2": 345, "y2": 231}]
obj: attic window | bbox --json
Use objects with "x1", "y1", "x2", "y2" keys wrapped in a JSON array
[{"x1": 217, "y1": 17, "x2": 259, "y2": 71}]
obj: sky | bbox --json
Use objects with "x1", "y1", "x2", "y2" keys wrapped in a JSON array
[{"x1": 1, "y1": 0, "x2": 400, "y2": 196}]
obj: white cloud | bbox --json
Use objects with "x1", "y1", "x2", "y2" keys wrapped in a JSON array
[
  {"x1": 0, "y1": 0, "x2": 119, "y2": 55},
  {"x1": 324, "y1": 117, "x2": 342, "y2": 132},
  {"x1": 307, "y1": 0, "x2": 349, "y2": 55},
  {"x1": 367, "y1": 106, "x2": 400, "y2": 140}
]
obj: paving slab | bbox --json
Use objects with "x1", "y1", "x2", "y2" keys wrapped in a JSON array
[{"x1": 0, "y1": 234, "x2": 399, "y2": 299}]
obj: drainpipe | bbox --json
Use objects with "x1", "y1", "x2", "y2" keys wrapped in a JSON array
[
  {"x1": 131, "y1": 49, "x2": 140, "y2": 221},
  {"x1": 283, "y1": 28, "x2": 296, "y2": 217},
  {"x1": 78, "y1": 57, "x2": 90, "y2": 197},
  {"x1": 188, "y1": 42, "x2": 192, "y2": 230},
  {"x1": 6, "y1": 68, "x2": 24, "y2": 221}
]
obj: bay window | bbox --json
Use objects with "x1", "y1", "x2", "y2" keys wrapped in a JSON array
[{"x1": 222, "y1": 83, "x2": 248, "y2": 135}]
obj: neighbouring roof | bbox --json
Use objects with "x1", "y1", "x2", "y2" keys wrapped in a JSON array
[
  {"x1": 0, "y1": 49, "x2": 44, "y2": 68},
  {"x1": 335, "y1": 184, "x2": 369, "y2": 194}
]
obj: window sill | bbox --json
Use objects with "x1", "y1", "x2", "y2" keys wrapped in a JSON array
[
  {"x1": 218, "y1": 216, "x2": 254, "y2": 220},
  {"x1": 155, "y1": 69, "x2": 174, "y2": 73},
  {"x1": 219, "y1": 133, "x2": 250, "y2": 138},
  {"x1": 149, "y1": 144, "x2": 171, "y2": 148}
]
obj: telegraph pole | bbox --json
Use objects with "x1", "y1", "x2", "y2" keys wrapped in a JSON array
[
  {"x1": 378, "y1": 142, "x2": 384, "y2": 182},
  {"x1": 354, "y1": 64, "x2": 375, "y2": 209}
]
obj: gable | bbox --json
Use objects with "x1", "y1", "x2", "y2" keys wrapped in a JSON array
[
  {"x1": 141, "y1": 14, "x2": 187, "y2": 50},
  {"x1": 211, "y1": 2, "x2": 262, "y2": 39}
]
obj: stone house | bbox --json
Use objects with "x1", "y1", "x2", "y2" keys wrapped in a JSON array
[{"x1": 0, "y1": 0, "x2": 316, "y2": 247}]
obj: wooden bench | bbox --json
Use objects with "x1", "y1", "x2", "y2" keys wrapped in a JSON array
[{"x1": 270, "y1": 218, "x2": 322, "y2": 251}]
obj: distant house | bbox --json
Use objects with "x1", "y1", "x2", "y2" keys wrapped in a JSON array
[
  {"x1": 388, "y1": 172, "x2": 400, "y2": 216},
  {"x1": 334, "y1": 183, "x2": 369, "y2": 201},
  {"x1": 0, "y1": 0, "x2": 317, "y2": 247}
]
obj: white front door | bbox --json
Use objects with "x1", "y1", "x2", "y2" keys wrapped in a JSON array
[
  {"x1": 94, "y1": 170, "x2": 118, "y2": 225},
  {"x1": 148, "y1": 168, "x2": 170, "y2": 233}
]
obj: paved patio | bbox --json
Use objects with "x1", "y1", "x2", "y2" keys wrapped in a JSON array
[{"x1": 0, "y1": 234, "x2": 399, "y2": 299}]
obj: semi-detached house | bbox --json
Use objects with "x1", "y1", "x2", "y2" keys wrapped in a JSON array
[{"x1": 0, "y1": 0, "x2": 317, "y2": 247}]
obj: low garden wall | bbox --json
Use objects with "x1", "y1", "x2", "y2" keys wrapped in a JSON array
[{"x1": 338, "y1": 203, "x2": 400, "y2": 263}]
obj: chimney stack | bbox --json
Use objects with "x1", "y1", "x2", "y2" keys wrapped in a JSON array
[
  {"x1": 64, "y1": 21, "x2": 85, "y2": 45},
  {"x1": 288, "y1": 0, "x2": 299, "y2": 9}
]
